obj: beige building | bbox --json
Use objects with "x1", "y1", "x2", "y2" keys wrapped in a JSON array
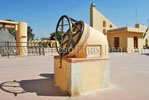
[
  {"x1": 143, "y1": 27, "x2": 149, "y2": 47},
  {"x1": 107, "y1": 25, "x2": 144, "y2": 52},
  {"x1": 90, "y1": 3, "x2": 149, "y2": 52}
]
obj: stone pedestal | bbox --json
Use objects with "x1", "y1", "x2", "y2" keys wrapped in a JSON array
[{"x1": 54, "y1": 56, "x2": 110, "y2": 96}]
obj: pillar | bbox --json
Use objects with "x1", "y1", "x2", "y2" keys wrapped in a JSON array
[{"x1": 16, "y1": 22, "x2": 27, "y2": 56}]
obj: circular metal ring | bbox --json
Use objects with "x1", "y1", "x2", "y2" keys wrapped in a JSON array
[{"x1": 55, "y1": 15, "x2": 84, "y2": 56}]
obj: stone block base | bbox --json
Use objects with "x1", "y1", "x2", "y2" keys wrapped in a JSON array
[{"x1": 54, "y1": 56, "x2": 110, "y2": 96}]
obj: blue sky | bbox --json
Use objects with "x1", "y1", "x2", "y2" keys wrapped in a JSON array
[{"x1": 0, "y1": 0, "x2": 149, "y2": 39}]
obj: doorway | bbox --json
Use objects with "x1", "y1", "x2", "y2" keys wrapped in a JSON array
[
  {"x1": 134, "y1": 37, "x2": 138, "y2": 48},
  {"x1": 114, "y1": 37, "x2": 119, "y2": 48},
  {"x1": 145, "y1": 39, "x2": 148, "y2": 46}
]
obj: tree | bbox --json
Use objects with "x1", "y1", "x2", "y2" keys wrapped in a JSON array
[
  {"x1": 50, "y1": 31, "x2": 65, "y2": 43},
  {"x1": 27, "y1": 26, "x2": 34, "y2": 41}
]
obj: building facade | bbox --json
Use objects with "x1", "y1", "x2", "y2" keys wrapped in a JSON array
[
  {"x1": 107, "y1": 26, "x2": 144, "y2": 52},
  {"x1": 90, "y1": 3, "x2": 149, "y2": 52}
]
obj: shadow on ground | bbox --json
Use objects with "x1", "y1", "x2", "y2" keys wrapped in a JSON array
[
  {"x1": 141, "y1": 53, "x2": 149, "y2": 56},
  {"x1": 0, "y1": 73, "x2": 67, "y2": 97}
]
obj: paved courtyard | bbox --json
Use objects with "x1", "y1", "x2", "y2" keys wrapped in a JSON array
[{"x1": 0, "y1": 52, "x2": 149, "y2": 100}]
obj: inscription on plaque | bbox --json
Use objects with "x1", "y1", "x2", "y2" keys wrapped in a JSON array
[
  {"x1": 21, "y1": 36, "x2": 26, "y2": 38},
  {"x1": 87, "y1": 45, "x2": 102, "y2": 57}
]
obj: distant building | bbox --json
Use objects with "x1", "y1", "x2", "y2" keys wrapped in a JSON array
[
  {"x1": 0, "y1": 28, "x2": 16, "y2": 55},
  {"x1": 143, "y1": 26, "x2": 149, "y2": 47},
  {"x1": 90, "y1": 3, "x2": 149, "y2": 52},
  {"x1": 28, "y1": 39, "x2": 59, "y2": 48},
  {"x1": 0, "y1": 28, "x2": 16, "y2": 43}
]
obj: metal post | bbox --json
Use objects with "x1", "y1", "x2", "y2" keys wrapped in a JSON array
[
  {"x1": 39, "y1": 42, "x2": 41, "y2": 55},
  {"x1": 42, "y1": 47, "x2": 45, "y2": 56},
  {"x1": 7, "y1": 41, "x2": 9, "y2": 58}
]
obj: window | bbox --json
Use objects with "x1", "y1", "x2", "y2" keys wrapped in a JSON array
[
  {"x1": 110, "y1": 25, "x2": 113, "y2": 28},
  {"x1": 103, "y1": 20, "x2": 106, "y2": 27},
  {"x1": 103, "y1": 29, "x2": 106, "y2": 33}
]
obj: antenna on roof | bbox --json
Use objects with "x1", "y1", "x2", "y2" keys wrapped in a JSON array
[
  {"x1": 136, "y1": 8, "x2": 138, "y2": 24},
  {"x1": 147, "y1": 19, "x2": 148, "y2": 27}
]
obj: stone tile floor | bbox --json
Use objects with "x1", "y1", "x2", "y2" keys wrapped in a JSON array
[{"x1": 0, "y1": 52, "x2": 149, "y2": 100}]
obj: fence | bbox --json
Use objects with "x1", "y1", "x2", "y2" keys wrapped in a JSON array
[
  {"x1": 0, "y1": 42, "x2": 47, "y2": 58},
  {"x1": 1, "y1": 42, "x2": 149, "y2": 58},
  {"x1": 109, "y1": 47, "x2": 149, "y2": 53}
]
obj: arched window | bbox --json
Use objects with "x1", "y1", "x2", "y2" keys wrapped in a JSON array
[
  {"x1": 103, "y1": 29, "x2": 106, "y2": 33},
  {"x1": 103, "y1": 20, "x2": 106, "y2": 27},
  {"x1": 110, "y1": 25, "x2": 113, "y2": 28}
]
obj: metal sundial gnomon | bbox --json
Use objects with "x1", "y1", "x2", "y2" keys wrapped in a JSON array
[{"x1": 55, "y1": 15, "x2": 84, "y2": 57}]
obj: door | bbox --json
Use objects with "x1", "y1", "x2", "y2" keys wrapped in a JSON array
[
  {"x1": 134, "y1": 37, "x2": 138, "y2": 48},
  {"x1": 114, "y1": 37, "x2": 119, "y2": 48},
  {"x1": 145, "y1": 39, "x2": 148, "y2": 46}
]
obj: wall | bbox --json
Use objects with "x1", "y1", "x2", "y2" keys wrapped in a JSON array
[
  {"x1": 54, "y1": 58, "x2": 68, "y2": 92},
  {"x1": 135, "y1": 24, "x2": 149, "y2": 46},
  {"x1": 144, "y1": 31, "x2": 149, "y2": 46},
  {"x1": 127, "y1": 32, "x2": 143, "y2": 52},
  {"x1": 107, "y1": 32, "x2": 127, "y2": 52},
  {"x1": 90, "y1": 4, "x2": 117, "y2": 34}
]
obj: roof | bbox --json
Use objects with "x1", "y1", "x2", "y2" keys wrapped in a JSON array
[
  {"x1": 0, "y1": 20, "x2": 18, "y2": 25},
  {"x1": 0, "y1": 20, "x2": 19, "y2": 29},
  {"x1": 107, "y1": 27, "x2": 145, "y2": 34}
]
